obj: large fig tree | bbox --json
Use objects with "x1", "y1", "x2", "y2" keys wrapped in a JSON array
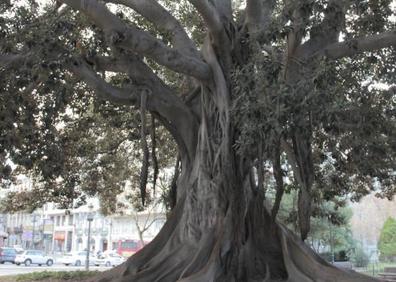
[{"x1": 1, "y1": 0, "x2": 395, "y2": 281}]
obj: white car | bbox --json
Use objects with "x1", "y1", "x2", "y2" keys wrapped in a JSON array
[
  {"x1": 95, "y1": 252, "x2": 126, "y2": 267},
  {"x1": 59, "y1": 251, "x2": 96, "y2": 266},
  {"x1": 15, "y1": 250, "x2": 54, "y2": 266}
]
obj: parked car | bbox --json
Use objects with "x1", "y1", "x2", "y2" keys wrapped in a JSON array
[
  {"x1": 59, "y1": 251, "x2": 96, "y2": 266},
  {"x1": 15, "y1": 250, "x2": 54, "y2": 266},
  {"x1": 95, "y1": 252, "x2": 126, "y2": 267},
  {"x1": 0, "y1": 247, "x2": 17, "y2": 264}
]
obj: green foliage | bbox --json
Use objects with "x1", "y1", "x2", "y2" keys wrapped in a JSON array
[
  {"x1": 378, "y1": 217, "x2": 396, "y2": 261},
  {"x1": 351, "y1": 244, "x2": 370, "y2": 267},
  {"x1": 231, "y1": 47, "x2": 287, "y2": 157},
  {"x1": 17, "y1": 271, "x2": 98, "y2": 281},
  {"x1": 276, "y1": 190, "x2": 356, "y2": 254},
  {"x1": 231, "y1": 14, "x2": 395, "y2": 204},
  {"x1": 0, "y1": 1, "x2": 179, "y2": 213},
  {"x1": 0, "y1": 0, "x2": 395, "y2": 218}
]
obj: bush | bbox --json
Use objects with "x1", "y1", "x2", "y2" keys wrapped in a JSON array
[
  {"x1": 378, "y1": 217, "x2": 396, "y2": 262},
  {"x1": 351, "y1": 247, "x2": 369, "y2": 267}
]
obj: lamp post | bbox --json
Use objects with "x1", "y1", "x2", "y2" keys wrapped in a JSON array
[
  {"x1": 109, "y1": 219, "x2": 112, "y2": 251},
  {"x1": 85, "y1": 204, "x2": 94, "y2": 271},
  {"x1": 329, "y1": 215, "x2": 335, "y2": 264},
  {"x1": 31, "y1": 214, "x2": 39, "y2": 250},
  {"x1": 0, "y1": 215, "x2": 5, "y2": 247}
]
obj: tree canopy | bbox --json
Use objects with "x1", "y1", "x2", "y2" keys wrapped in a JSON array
[{"x1": 1, "y1": 0, "x2": 395, "y2": 222}]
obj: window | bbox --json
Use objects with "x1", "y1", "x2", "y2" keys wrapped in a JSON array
[
  {"x1": 68, "y1": 215, "x2": 74, "y2": 225},
  {"x1": 2, "y1": 248, "x2": 16, "y2": 255}
]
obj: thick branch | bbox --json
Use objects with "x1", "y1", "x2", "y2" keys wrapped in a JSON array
[
  {"x1": 271, "y1": 141, "x2": 284, "y2": 220},
  {"x1": 280, "y1": 138, "x2": 302, "y2": 185},
  {"x1": 90, "y1": 55, "x2": 165, "y2": 87},
  {"x1": 139, "y1": 92, "x2": 149, "y2": 206},
  {"x1": 189, "y1": 1, "x2": 233, "y2": 73},
  {"x1": 281, "y1": 137, "x2": 312, "y2": 241},
  {"x1": 296, "y1": 0, "x2": 348, "y2": 59},
  {"x1": 188, "y1": 0, "x2": 223, "y2": 34},
  {"x1": 288, "y1": 2, "x2": 311, "y2": 55},
  {"x1": 81, "y1": 55, "x2": 199, "y2": 162},
  {"x1": 257, "y1": 144, "x2": 265, "y2": 193},
  {"x1": 321, "y1": 30, "x2": 396, "y2": 59},
  {"x1": 70, "y1": 60, "x2": 141, "y2": 105},
  {"x1": 104, "y1": 0, "x2": 200, "y2": 59},
  {"x1": 169, "y1": 154, "x2": 181, "y2": 210},
  {"x1": 60, "y1": 0, "x2": 210, "y2": 81},
  {"x1": 281, "y1": 1, "x2": 312, "y2": 80},
  {"x1": 211, "y1": 0, "x2": 232, "y2": 21}
]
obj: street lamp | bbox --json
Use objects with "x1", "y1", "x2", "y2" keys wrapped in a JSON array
[
  {"x1": 328, "y1": 215, "x2": 335, "y2": 264},
  {"x1": 31, "y1": 214, "x2": 39, "y2": 250},
  {"x1": 85, "y1": 204, "x2": 94, "y2": 271},
  {"x1": 0, "y1": 215, "x2": 6, "y2": 247},
  {"x1": 109, "y1": 219, "x2": 112, "y2": 251}
]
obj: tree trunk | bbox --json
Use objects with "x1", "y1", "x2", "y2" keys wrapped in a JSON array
[
  {"x1": 87, "y1": 35, "x2": 377, "y2": 282},
  {"x1": 90, "y1": 142, "x2": 376, "y2": 281},
  {"x1": 89, "y1": 107, "x2": 377, "y2": 280},
  {"x1": 135, "y1": 223, "x2": 145, "y2": 247}
]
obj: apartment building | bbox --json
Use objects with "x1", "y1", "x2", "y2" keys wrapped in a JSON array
[{"x1": 0, "y1": 176, "x2": 166, "y2": 253}]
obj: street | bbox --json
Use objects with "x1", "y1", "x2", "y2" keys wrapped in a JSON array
[{"x1": 0, "y1": 262, "x2": 108, "y2": 277}]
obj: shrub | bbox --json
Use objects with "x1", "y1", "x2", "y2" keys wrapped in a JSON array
[
  {"x1": 378, "y1": 217, "x2": 396, "y2": 262},
  {"x1": 351, "y1": 246, "x2": 369, "y2": 267}
]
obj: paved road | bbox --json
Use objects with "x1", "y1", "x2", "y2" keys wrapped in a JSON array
[{"x1": 0, "y1": 262, "x2": 108, "y2": 277}]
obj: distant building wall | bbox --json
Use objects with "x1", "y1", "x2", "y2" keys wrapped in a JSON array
[
  {"x1": 350, "y1": 194, "x2": 396, "y2": 253},
  {"x1": 0, "y1": 176, "x2": 166, "y2": 253}
]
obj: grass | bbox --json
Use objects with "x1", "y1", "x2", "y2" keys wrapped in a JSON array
[
  {"x1": 1, "y1": 270, "x2": 99, "y2": 282},
  {"x1": 354, "y1": 262, "x2": 396, "y2": 277}
]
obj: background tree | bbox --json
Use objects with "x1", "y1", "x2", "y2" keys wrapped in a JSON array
[
  {"x1": 127, "y1": 189, "x2": 166, "y2": 246},
  {"x1": 0, "y1": 0, "x2": 395, "y2": 281},
  {"x1": 378, "y1": 217, "x2": 396, "y2": 262},
  {"x1": 276, "y1": 189, "x2": 356, "y2": 258}
]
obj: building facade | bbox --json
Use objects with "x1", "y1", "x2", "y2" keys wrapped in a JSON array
[
  {"x1": 1, "y1": 201, "x2": 165, "y2": 254},
  {"x1": 350, "y1": 194, "x2": 396, "y2": 261},
  {"x1": 0, "y1": 176, "x2": 166, "y2": 253}
]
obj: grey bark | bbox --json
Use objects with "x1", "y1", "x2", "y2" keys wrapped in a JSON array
[
  {"x1": 104, "y1": 0, "x2": 200, "y2": 59},
  {"x1": 321, "y1": 30, "x2": 396, "y2": 59},
  {"x1": 60, "y1": 0, "x2": 211, "y2": 81}
]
